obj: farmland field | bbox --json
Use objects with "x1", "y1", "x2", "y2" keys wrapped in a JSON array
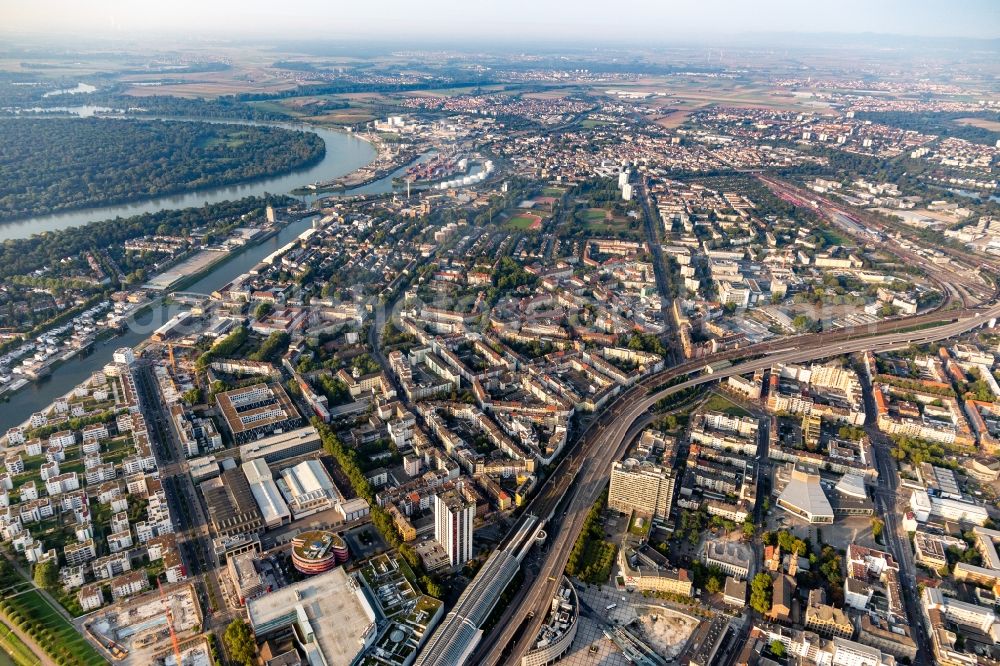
[
  {"x1": 957, "y1": 117, "x2": 1000, "y2": 132},
  {"x1": 654, "y1": 109, "x2": 696, "y2": 129}
]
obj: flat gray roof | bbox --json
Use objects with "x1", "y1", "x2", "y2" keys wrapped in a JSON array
[{"x1": 247, "y1": 566, "x2": 377, "y2": 666}]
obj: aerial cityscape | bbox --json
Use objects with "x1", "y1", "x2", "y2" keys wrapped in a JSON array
[{"x1": 1, "y1": 2, "x2": 999, "y2": 666}]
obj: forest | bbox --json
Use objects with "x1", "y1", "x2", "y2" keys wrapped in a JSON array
[
  {"x1": 0, "y1": 195, "x2": 291, "y2": 280},
  {"x1": 854, "y1": 110, "x2": 1000, "y2": 146},
  {"x1": 0, "y1": 118, "x2": 324, "y2": 221}
]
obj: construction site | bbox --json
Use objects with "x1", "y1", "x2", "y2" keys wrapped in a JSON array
[
  {"x1": 630, "y1": 606, "x2": 700, "y2": 660},
  {"x1": 82, "y1": 583, "x2": 203, "y2": 666},
  {"x1": 161, "y1": 636, "x2": 213, "y2": 666}
]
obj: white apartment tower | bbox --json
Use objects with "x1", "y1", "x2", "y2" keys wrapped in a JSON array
[{"x1": 434, "y1": 489, "x2": 474, "y2": 567}]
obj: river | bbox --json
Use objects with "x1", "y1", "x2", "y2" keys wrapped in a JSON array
[
  {"x1": 0, "y1": 113, "x2": 450, "y2": 427},
  {"x1": 0, "y1": 120, "x2": 377, "y2": 241},
  {"x1": 0, "y1": 215, "x2": 319, "y2": 432},
  {"x1": 946, "y1": 187, "x2": 1000, "y2": 204},
  {"x1": 0, "y1": 117, "x2": 382, "y2": 427}
]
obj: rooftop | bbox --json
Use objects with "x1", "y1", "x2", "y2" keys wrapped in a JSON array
[
  {"x1": 292, "y1": 530, "x2": 347, "y2": 562},
  {"x1": 724, "y1": 576, "x2": 747, "y2": 601},
  {"x1": 217, "y1": 382, "x2": 299, "y2": 435},
  {"x1": 776, "y1": 465, "x2": 834, "y2": 522},
  {"x1": 247, "y1": 567, "x2": 377, "y2": 666}
]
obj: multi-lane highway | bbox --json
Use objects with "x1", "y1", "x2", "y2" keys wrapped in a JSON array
[{"x1": 467, "y1": 303, "x2": 1000, "y2": 666}]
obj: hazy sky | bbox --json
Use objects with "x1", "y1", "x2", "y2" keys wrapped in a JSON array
[{"x1": 5, "y1": 0, "x2": 999, "y2": 41}]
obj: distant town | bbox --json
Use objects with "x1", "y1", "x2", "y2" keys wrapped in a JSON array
[{"x1": 0, "y1": 25, "x2": 999, "y2": 666}]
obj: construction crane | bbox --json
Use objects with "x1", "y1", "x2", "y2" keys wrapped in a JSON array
[
  {"x1": 157, "y1": 578, "x2": 183, "y2": 666},
  {"x1": 167, "y1": 343, "x2": 177, "y2": 373}
]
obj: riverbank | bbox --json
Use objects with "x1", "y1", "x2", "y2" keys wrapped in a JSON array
[
  {"x1": 142, "y1": 222, "x2": 287, "y2": 293},
  {"x1": 0, "y1": 117, "x2": 327, "y2": 227},
  {"x1": 0, "y1": 120, "x2": 375, "y2": 241},
  {"x1": 0, "y1": 221, "x2": 289, "y2": 406},
  {"x1": 0, "y1": 298, "x2": 152, "y2": 419},
  {"x1": 0, "y1": 215, "x2": 318, "y2": 433},
  {"x1": 291, "y1": 130, "x2": 420, "y2": 194},
  {"x1": 0, "y1": 620, "x2": 46, "y2": 666},
  {"x1": 152, "y1": 221, "x2": 289, "y2": 295},
  {"x1": 0, "y1": 215, "x2": 318, "y2": 435}
]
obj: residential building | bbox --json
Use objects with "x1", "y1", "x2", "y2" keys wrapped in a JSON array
[{"x1": 434, "y1": 489, "x2": 474, "y2": 568}]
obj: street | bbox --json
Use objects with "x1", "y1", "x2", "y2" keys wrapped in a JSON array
[{"x1": 133, "y1": 361, "x2": 238, "y2": 638}]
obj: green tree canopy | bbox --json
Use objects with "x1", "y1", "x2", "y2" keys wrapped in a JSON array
[
  {"x1": 750, "y1": 573, "x2": 773, "y2": 614},
  {"x1": 0, "y1": 118, "x2": 323, "y2": 222},
  {"x1": 33, "y1": 560, "x2": 58, "y2": 592},
  {"x1": 223, "y1": 617, "x2": 256, "y2": 666}
]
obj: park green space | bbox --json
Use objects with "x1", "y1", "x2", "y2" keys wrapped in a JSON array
[
  {"x1": 579, "y1": 207, "x2": 632, "y2": 234},
  {"x1": 702, "y1": 392, "x2": 752, "y2": 417},
  {"x1": 0, "y1": 621, "x2": 40, "y2": 666},
  {"x1": 0, "y1": 565, "x2": 105, "y2": 666}
]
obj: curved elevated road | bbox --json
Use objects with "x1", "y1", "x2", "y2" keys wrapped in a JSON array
[{"x1": 466, "y1": 304, "x2": 1000, "y2": 666}]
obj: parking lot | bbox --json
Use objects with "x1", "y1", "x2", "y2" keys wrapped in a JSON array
[{"x1": 764, "y1": 509, "x2": 880, "y2": 551}]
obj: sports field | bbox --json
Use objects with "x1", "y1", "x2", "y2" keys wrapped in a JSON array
[{"x1": 506, "y1": 212, "x2": 544, "y2": 230}]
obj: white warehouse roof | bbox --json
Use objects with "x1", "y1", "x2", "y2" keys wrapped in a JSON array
[
  {"x1": 242, "y1": 459, "x2": 290, "y2": 527},
  {"x1": 282, "y1": 459, "x2": 338, "y2": 501}
]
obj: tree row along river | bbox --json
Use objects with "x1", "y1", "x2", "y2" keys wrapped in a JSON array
[
  {"x1": 0, "y1": 117, "x2": 385, "y2": 431},
  {"x1": 0, "y1": 117, "x2": 377, "y2": 241}
]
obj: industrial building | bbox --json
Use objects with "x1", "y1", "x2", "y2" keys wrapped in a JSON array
[
  {"x1": 242, "y1": 458, "x2": 291, "y2": 529},
  {"x1": 278, "y1": 459, "x2": 338, "y2": 517},
  {"x1": 201, "y1": 468, "x2": 265, "y2": 538}
]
